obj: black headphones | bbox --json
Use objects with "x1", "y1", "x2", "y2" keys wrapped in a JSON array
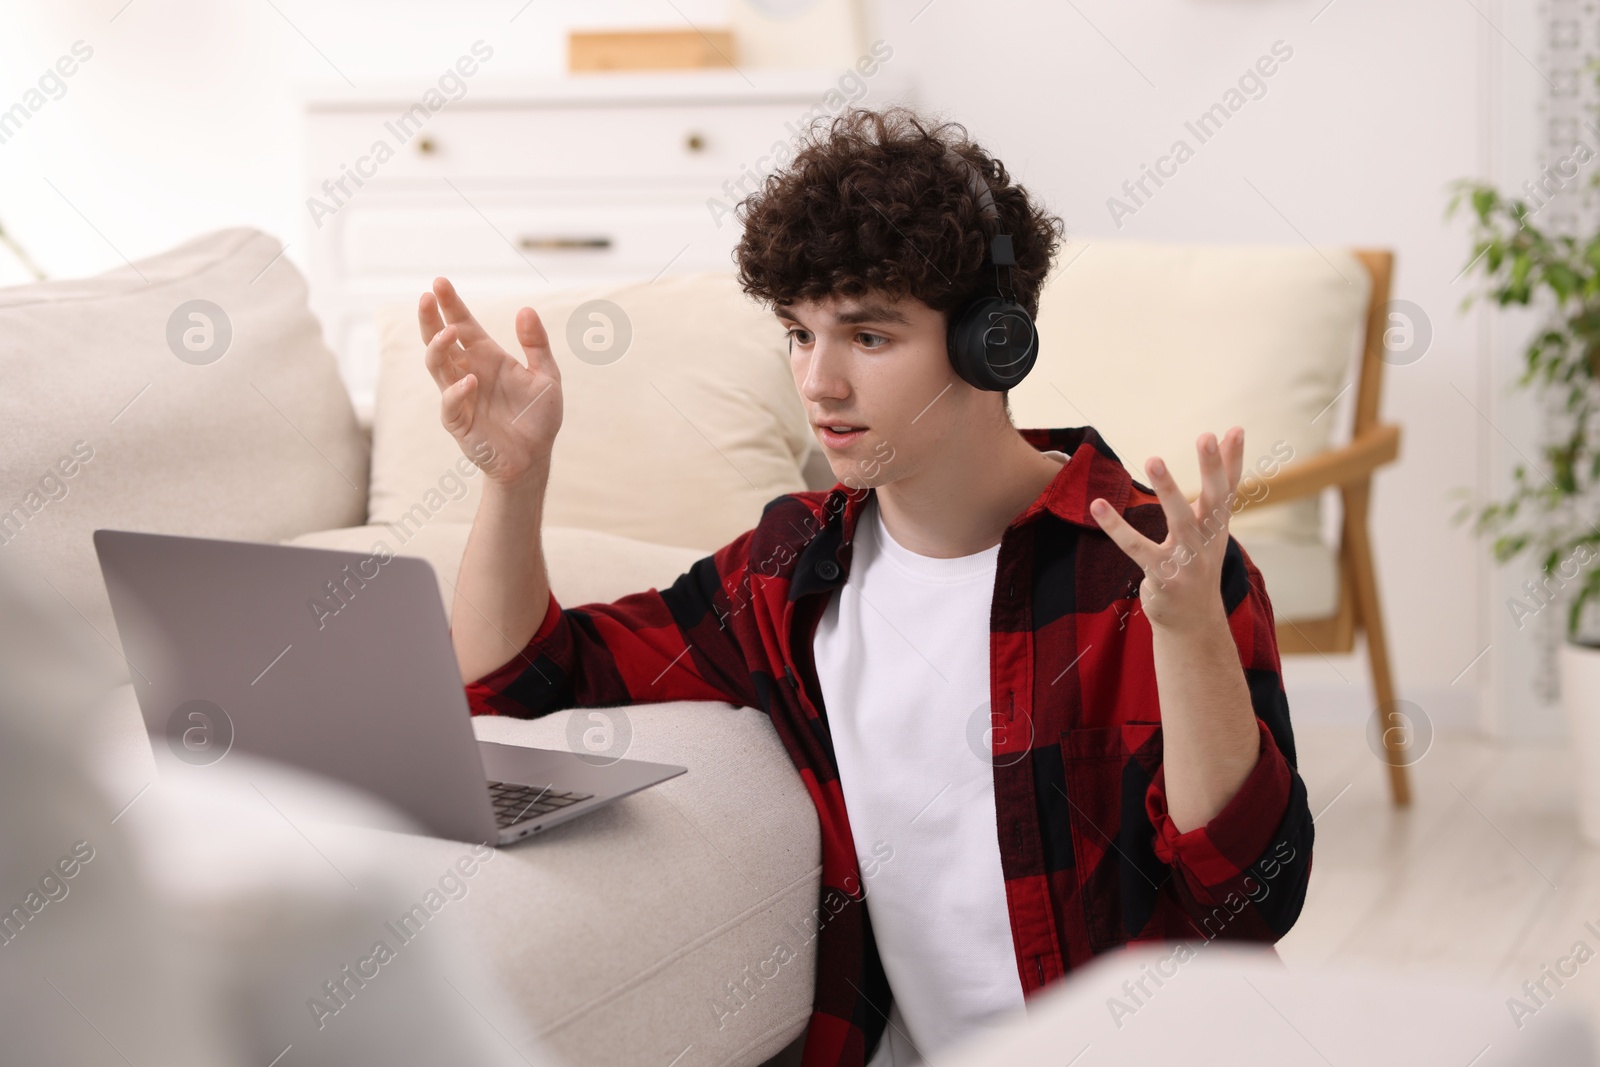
[{"x1": 942, "y1": 147, "x2": 1039, "y2": 391}]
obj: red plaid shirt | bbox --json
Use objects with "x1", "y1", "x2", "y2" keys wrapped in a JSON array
[{"x1": 465, "y1": 425, "x2": 1314, "y2": 1067}]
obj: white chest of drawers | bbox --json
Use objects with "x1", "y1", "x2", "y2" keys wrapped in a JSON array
[{"x1": 299, "y1": 66, "x2": 911, "y2": 419}]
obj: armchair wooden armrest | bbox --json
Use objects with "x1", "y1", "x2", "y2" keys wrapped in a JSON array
[{"x1": 1232, "y1": 423, "x2": 1401, "y2": 513}]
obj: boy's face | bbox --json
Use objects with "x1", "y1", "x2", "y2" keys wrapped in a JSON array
[{"x1": 776, "y1": 291, "x2": 1001, "y2": 489}]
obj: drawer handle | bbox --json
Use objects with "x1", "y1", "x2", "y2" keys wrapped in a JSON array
[
  {"x1": 416, "y1": 136, "x2": 437, "y2": 155},
  {"x1": 517, "y1": 236, "x2": 613, "y2": 251},
  {"x1": 685, "y1": 131, "x2": 707, "y2": 152}
]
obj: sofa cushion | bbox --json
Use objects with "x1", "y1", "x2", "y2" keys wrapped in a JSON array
[
  {"x1": 370, "y1": 271, "x2": 811, "y2": 553},
  {"x1": 0, "y1": 227, "x2": 368, "y2": 649},
  {"x1": 1013, "y1": 241, "x2": 1371, "y2": 553},
  {"x1": 462, "y1": 702, "x2": 820, "y2": 1067},
  {"x1": 285, "y1": 523, "x2": 706, "y2": 624}
]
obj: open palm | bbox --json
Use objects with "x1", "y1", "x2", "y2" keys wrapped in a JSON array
[{"x1": 417, "y1": 276, "x2": 563, "y2": 486}]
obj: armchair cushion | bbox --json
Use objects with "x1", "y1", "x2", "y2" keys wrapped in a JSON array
[{"x1": 1236, "y1": 539, "x2": 1339, "y2": 621}]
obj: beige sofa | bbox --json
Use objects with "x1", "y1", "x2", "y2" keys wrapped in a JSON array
[
  {"x1": 1, "y1": 228, "x2": 824, "y2": 1067},
  {"x1": 0, "y1": 226, "x2": 1372, "y2": 1066}
]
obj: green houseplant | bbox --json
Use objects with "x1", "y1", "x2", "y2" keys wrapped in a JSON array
[
  {"x1": 1447, "y1": 181, "x2": 1600, "y2": 646},
  {"x1": 1448, "y1": 139, "x2": 1600, "y2": 844}
]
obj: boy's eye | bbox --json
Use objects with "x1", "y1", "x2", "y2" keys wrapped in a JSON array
[{"x1": 783, "y1": 328, "x2": 889, "y2": 350}]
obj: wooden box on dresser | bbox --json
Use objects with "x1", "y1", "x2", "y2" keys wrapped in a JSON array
[{"x1": 299, "y1": 66, "x2": 912, "y2": 423}]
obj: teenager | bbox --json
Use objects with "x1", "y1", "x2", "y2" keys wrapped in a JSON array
[{"x1": 419, "y1": 106, "x2": 1313, "y2": 1067}]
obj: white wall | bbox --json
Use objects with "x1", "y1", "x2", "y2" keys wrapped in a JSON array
[
  {"x1": 0, "y1": 0, "x2": 1550, "y2": 738},
  {"x1": 0, "y1": 0, "x2": 728, "y2": 281}
]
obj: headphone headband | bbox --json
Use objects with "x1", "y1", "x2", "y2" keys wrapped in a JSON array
[
  {"x1": 942, "y1": 147, "x2": 1016, "y2": 271},
  {"x1": 944, "y1": 146, "x2": 998, "y2": 222}
]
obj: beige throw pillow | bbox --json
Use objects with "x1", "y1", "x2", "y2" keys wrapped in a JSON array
[
  {"x1": 0, "y1": 227, "x2": 368, "y2": 650},
  {"x1": 370, "y1": 271, "x2": 811, "y2": 553}
]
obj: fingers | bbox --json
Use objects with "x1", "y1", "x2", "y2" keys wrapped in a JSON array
[
  {"x1": 439, "y1": 372, "x2": 477, "y2": 438},
  {"x1": 419, "y1": 283, "x2": 467, "y2": 393},
  {"x1": 1194, "y1": 428, "x2": 1245, "y2": 542},
  {"x1": 1195, "y1": 432, "x2": 1231, "y2": 519},
  {"x1": 431, "y1": 276, "x2": 490, "y2": 345},
  {"x1": 417, "y1": 289, "x2": 446, "y2": 347},
  {"x1": 515, "y1": 306, "x2": 555, "y2": 376},
  {"x1": 1089, "y1": 498, "x2": 1157, "y2": 571},
  {"x1": 1143, "y1": 454, "x2": 1200, "y2": 546},
  {"x1": 424, "y1": 322, "x2": 464, "y2": 391},
  {"x1": 1222, "y1": 426, "x2": 1245, "y2": 490}
]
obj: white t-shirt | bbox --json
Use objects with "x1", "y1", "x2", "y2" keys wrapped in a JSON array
[{"x1": 811, "y1": 458, "x2": 1067, "y2": 1065}]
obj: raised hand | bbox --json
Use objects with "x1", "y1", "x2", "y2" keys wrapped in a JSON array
[
  {"x1": 417, "y1": 277, "x2": 563, "y2": 488},
  {"x1": 1088, "y1": 427, "x2": 1246, "y2": 633}
]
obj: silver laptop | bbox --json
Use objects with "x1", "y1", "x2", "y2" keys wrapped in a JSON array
[{"x1": 93, "y1": 528, "x2": 686, "y2": 846}]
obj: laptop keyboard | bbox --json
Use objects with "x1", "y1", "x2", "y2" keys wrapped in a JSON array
[{"x1": 488, "y1": 780, "x2": 595, "y2": 828}]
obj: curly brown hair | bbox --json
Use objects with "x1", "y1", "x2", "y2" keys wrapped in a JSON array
[{"x1": 733, "y1": 106, "x2": 1066, "y2": 328}]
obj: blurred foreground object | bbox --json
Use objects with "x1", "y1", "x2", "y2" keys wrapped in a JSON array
[
  {"x1": 932, "y1": 943, "x2": 1597, "y2": 1067},
  {"x1": 0, "y1": 556, "x2": 552, "y2": 1067}
]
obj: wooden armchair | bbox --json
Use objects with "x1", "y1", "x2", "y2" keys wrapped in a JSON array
[{"x1": 1231, "y1": 250, "x2": 1408, "y2": 806}]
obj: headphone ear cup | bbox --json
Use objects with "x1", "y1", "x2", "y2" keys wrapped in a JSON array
[
  {"x1": 946, "y1": 298, "x2": 991, "y2": 390},
  {"x1": 947, "y1": 297, "x2": 1039, "y2": 391}
]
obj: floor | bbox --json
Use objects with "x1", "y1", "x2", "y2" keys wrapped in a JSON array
[{"x1": 1280, "y1": 720, "x2": 1600, "y2": 1040}]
